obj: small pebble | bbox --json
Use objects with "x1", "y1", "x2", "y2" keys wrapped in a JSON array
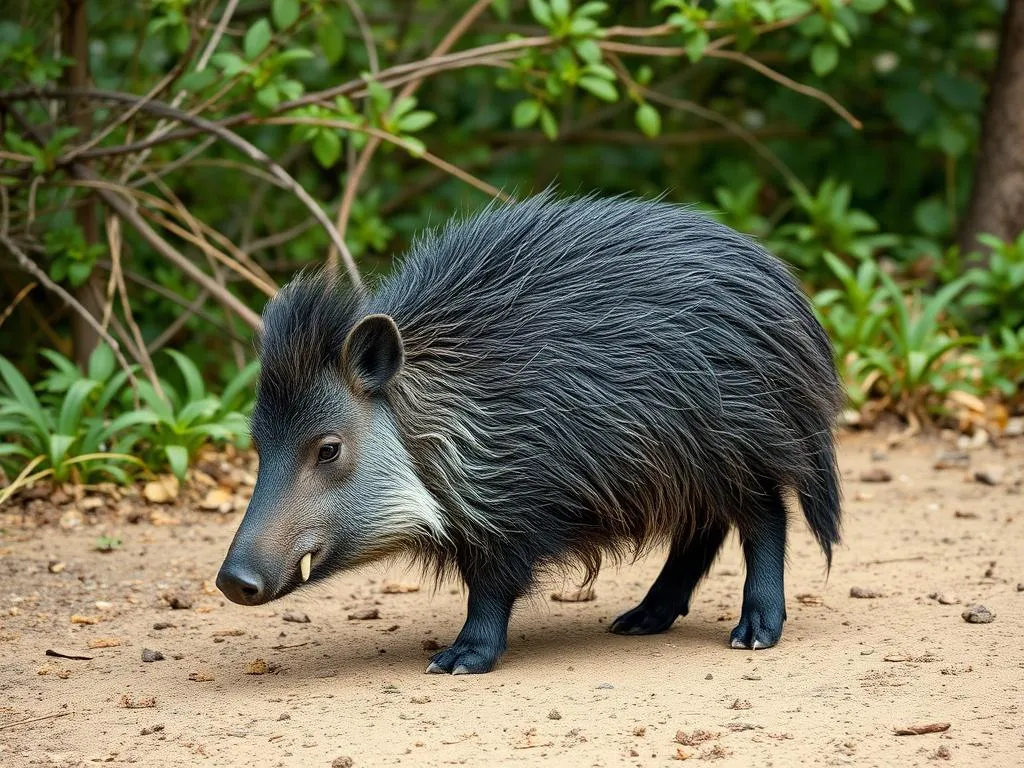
[
  {"x1": 282, "y1": 611, "x2": 310, "y2": 624},
  {"x1": 48, "y1": 561, "x2": 66, "y2": 574},
  {"x1": 705, "y1": 673, "x2": 713, "y2": 680},
  {"x1": 139, "y1": 724, "x2": 164, "y2": 736},
  {"x1": 153, "y1": 622, "x2": 174, "y2": 630},
  {"x1": 928, "y1": 592, "x2": 959, "y2": 605},
  {"x1": 422, "y1": 639, "x2": 444, "y2": 651},
  {"x1": 162, "y1": 592, "x2": 193, "y2": 610},
  {"x1": 973, "y1": 466, "x2": 1005, "y2": 486},
  {"x1": 859, "y1": 467, "x2": 892, "y2": 483},
  {"x1": 961, "y1": 604, "x2": 995, "y2": 624},
  {"x1": 332, "y1": 758, "x2": 354, "y2": 768},
  {"x1": 277, "y1": 713, "x2": 290, "y2": 721},
  {"x1": 596, "y1": 682, "x2": 614, "y2": 689},
  {"x1": 934, "y1": 451, "x2": 970, "y2": 470},
  {"x1": 347, "y1": 608, "x2": 380, "y2": 621},
  {"x1": 850, "y1": 586, "x2": 883, "y2": 599},
  {"x1": 547, "y1": 709, "x2": 562, "y2": 720},
  {"x1": 1017, "y1": 583, "x2": 1023, "y2": 592},
  {"x1": 141, "y1": 649, "x2": 164, "y2": 662}
]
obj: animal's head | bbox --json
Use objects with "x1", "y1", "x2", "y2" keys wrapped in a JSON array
[{"x1": 216, "y1": 276, "x2": 443, "y2": 606}]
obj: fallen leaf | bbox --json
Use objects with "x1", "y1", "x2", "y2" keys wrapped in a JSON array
[
  {"x1": 70, "y1": 615, "x2": 99, "y2": 625},
  {"x1": 198, "y1": 487, "x2": 233, "y2": 511},
  {"x1": 188, "y1": 671, "x2": 214, "y2": 682}
]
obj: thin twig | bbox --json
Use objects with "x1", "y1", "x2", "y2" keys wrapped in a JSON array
[
  {"x1": 118, "y1": 0, "x2": 240, "y2": 182},
  {"x1": 148, "y1": 289, "x2": 209, "y2": 353},
  {"x1": 342, "y1": 0, "x2": 379, "y2": 74},
  {"x1": 0, "y1": 232, "x2": 140, "y2": 396},
  {"x1": 0, "y1": 711, "x2": 73, "y2": 731},
  {"x1": 0, "y1": 281, "x2": 36, "y2": 331},
  {"x1": 6, "y1": 87, "x2": 360, "y2": 288},
  {"x1": 705, "y1": 49, "x2": 861, "y2": 129},
  {"x1": 259, "y1": 117, "x2": 505, "y2": 198},
  {"x1": 328, "y1": 0, "x2": 498, "y2": 270}
]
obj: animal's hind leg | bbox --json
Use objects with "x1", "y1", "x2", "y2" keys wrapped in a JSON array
[
  {"x1": 610, "y1": 520, "x2": 728, "y2": 636},
  {"x1": 730, "y1": 488, "x2": 788, "y2": 650}
]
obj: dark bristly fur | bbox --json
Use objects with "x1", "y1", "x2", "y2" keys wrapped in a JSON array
[{"x1": 217, "y1": 191, "x2": 844, "y2": 674}]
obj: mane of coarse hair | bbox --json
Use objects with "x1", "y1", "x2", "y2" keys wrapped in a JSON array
[{"x1": 255, "y1": 269, "x2": 366, "y2": 409}]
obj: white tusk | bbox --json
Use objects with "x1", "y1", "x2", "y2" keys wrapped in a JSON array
[{"x1": 300, "y1": 552, "x2": 312, "y2": 583}]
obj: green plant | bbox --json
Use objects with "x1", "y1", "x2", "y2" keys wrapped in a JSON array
[
  {"x1": 812, "y1": 252, "x2": 891, "y2": 406},
  {"x1": 0, "y1": 354, "x2": 146, "y2": 501},
  {"x1": 771, "y1": 180, "x2": 899, "y2": 280},
  {"x1": 854, "y1": 273, "x2": 976, "y2": 422},
  {"x1": 94, "y1": 534, "x2": 122, "y2": 552},
  {"x1": 960, "y1": 232, "x2": 1024, "y2": 331},
  {"x1": 134, "y1": 351, "x2": 258, "y2": 480}
]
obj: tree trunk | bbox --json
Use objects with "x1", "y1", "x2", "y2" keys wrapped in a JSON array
[
  {"x1": 958, "y1": 0, "x2": 1024, "y2": 254},
  {"x1": 61, "y1": 0, "x2": 104, "y2": 367}
]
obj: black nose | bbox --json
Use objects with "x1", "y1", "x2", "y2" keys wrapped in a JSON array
[{"x1": 216, "y1": 561, "x2": 266, "y2": 605}]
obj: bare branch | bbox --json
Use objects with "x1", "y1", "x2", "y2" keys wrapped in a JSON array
[{"x1": 0, "y1": 232, "x2": 140, "y2": 395}]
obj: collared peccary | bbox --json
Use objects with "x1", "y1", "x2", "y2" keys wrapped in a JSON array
[{"x1": 216, "y1": 192, "x2": 843, "y2": 674}]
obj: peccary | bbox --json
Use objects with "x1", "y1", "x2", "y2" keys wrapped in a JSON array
[{"x1": 216, "y1": 193, "x2": 843, "y2": 674}]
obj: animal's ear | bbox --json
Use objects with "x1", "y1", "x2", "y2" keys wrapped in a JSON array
[{"x1": 341, "y1": 314, "x2": 404, "y2": 393}]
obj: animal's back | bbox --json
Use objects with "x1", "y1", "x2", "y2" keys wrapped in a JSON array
[{"x1": 372, "y1": 194, "x2": 842, "y2": 561}]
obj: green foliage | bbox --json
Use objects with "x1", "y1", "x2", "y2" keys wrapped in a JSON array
[
  {"x1": 133, "y1": 351, "x2": 257, "y2": 480},
  {"x1": 960, "y1": 233, "x2": 1024, "y2": 331},
  {"x1": 0, "y1": 0, "x2": 1020, "y2": 494},
  {"x1": 94, "y1": 534, "x2": 122, "y2": 552}
]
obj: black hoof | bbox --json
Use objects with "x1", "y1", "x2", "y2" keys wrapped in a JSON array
[
  {"x1": 729, "y1": 603, "x2": 785, "y2": 649},
  {"x1": 426, "y1": 640, "x2": 502, "y2": 675},
  {"x1": 609, "y1": 603, "x2": 678, "y2": 635}
]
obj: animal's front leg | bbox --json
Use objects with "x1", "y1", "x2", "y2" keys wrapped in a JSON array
[{"x1": 427, "y1": 553, "x2": 532, "y2": 675}]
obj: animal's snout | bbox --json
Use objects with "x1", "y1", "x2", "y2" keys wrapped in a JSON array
[{"x1": 216, "y1": 560, "x2": 267, "y2": 605}]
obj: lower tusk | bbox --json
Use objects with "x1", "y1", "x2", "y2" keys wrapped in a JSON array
[{"x1": 300, "y1": 552, "x2": 312, "y2": 582}]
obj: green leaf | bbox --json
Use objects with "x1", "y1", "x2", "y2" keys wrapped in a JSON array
[
  {"x1": 884, "y1": 89, "x2": 937, "y2": 134},
  {"x1": 528, "y1": 0, "x2": 554, "y2": 27},
  {"x1": 317, "y1": 18, "x2": 345, "y2": 64},
  {"x1": 551, "y1": 0, "x2": 570, "y2": 20},
  {"x1": 177, "y1": 69, "x2": 217, "y2": 92},
  {"x1": 635, "y1": 103, "x2": 661, "y2": 138},
  {"x1": 573, "y1": 38, "x2": 602, "y2": 64},
  {"x1": 312, "y1": 129, "x2": 341, "y2": 167},
  {"x1": 272, "y1": 0, "x2": 300, "y2": 30},
  {"x1": 578, "y1": 75, "x2": 618, "y2": 102},
  {"x1": 87, "y1": 343, "x2": 115, "y2": 383},
  {"x1": 0, "y1": 356, "x2": 46, "y2": 424},
  {"x1": 49, "y1": 433, "x2": 76, "y2": 472},
  {"x1": 165, "y1": 444, "x2": 189, "y2": 480},
  {"x1": 244, "y1": 19, "x2": 273, "y2": 60},
  {"x1": 164, "y1": 349, "x2": 206, "y2": 403},
  {"x1": 686, "y1": 29, "x2": 709, "y2": 63},
  {"x1": 177, "y1": 397, "x2": 220, "y2": 428},
  {"x1": 512, "y1": 99, "x2": 541, "y2": 128},
  {"x1": 892, "y1": 0, "x2": 914, "y2": 12},
  {"x1": 913, "y1": 197, "x2": 950, "y2": 237},
  {"x1": 57, "y1": 379, "x2": 99, "y2": 435},
  {"x1": 397, "y1": 110, "x2": 436, "y2": 133},
  {"x1": 933, "y1": 73, "x2": 983, "y2": 111},
  {"x1": 851, "y1": 0, "x2": 886, "y2": 12},
  {"x1": 575, "y1": 2, "x2": 609, "y2": 18},
  {"x1": 539, "y1": 107, "x2": 558, "y2": 140},
  {"x1": 256, "y1": 84, "x2": 280, "y2": 110},
  {"x1": 810, "y1": 42, "x2": 839, "y2": 76},
  {"x1": 212, "y1": 52, "x2": 247, "y2": 76}
]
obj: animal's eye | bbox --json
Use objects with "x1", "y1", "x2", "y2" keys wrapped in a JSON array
[{"x1": 317, "y1": 442, "x2": 342, "y2": 464}]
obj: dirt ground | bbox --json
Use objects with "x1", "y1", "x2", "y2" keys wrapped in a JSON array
[{"x1": 0, "y1": 429, "x2": 1022, "y2": 767}]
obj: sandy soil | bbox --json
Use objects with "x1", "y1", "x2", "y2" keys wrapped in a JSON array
[{"x1": 0, "y1": 430, "x2": 1022, "y2": 767}]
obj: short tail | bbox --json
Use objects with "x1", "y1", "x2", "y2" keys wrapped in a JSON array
[{"x1": 797, "y1": 437, "x2": 842, "y2": 569}]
